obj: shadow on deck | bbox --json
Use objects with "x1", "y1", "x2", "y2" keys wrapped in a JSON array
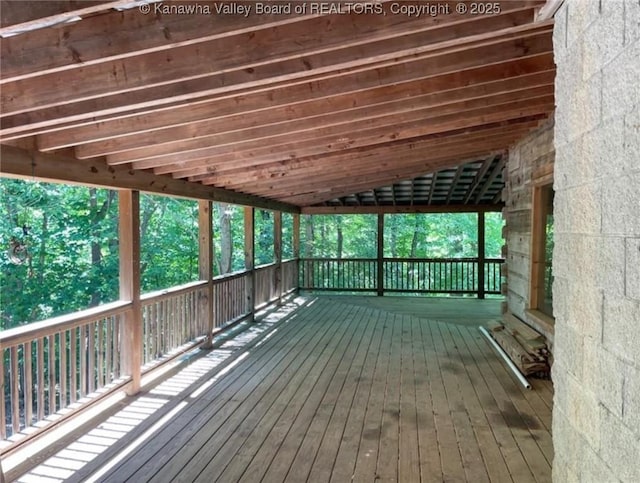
[{"x1": 12, "y1": 296, "x2": 553, "y2": 483}]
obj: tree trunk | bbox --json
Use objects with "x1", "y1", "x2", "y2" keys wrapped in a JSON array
[
  {"x1": 89, "y1": 189, "x2": 102, "y2": 307},
  {"x1": 410, "y1": 216, "x2": 420, "y2": 258},
  {"x1": 216, "y1": 203, "x2": 232, "y2": 274},
  {"x1": 304, "y1": 215, "x2": 314, "y2": 257},
  {"x1": 336, "y1": 216, "x2": 343, "y2": 260}
]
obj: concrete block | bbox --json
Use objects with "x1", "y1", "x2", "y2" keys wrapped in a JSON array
[
  {"x1": 624, "y1": 0, "x2": 640, "y2": 44},
  {"x1": 554, "y1": 322, "x2": 585, "y2": 380},
  {"x1": 602, "y1": 296, "x2": 640, "y2": 365},
  {"x1": 624, "y1": 108, "x2": 640, "y2": 174},
  {"x1": 599, "y1": 404, "x2": 640, "y2": 482},
  {"x1": 597, "y1": 236, "x2": 626, "y2": 297},
  {"x1": 583, "y1": 339, "x2": 625, "y2": 417},
  {"x1": 622, "y1": 363, "x2": 640, "y2": 439},
  {"x1": 625, "y1": 237, "x2": 640, "y2": 301},
  {"x1": 583, "y1": 3, "x2": 625, "y2": 80},
  {"x1": 554, "y1": 182, "x2": 602, "y2": 235},
  {"x1": 551, "y1": 405, "x2": 587, "y2": 481},
  {"x1": 602, "y1": 171, "x2": 640, "y2": 236},
  {"x1": 601, "y1": 41, "x2": 640, "y2": 120},
  {"x1": 562, "y1": 71, "x2": 603, "y2": 143},
  {"x1": 565, "y1": 0, "x2": 592, "y2": 47},
  {"x1": 580, "y1": 441, "x2": 620, "y2": 483},
  {"x1": 581, "y1": 118, "x2": 625, "y2": 178}
]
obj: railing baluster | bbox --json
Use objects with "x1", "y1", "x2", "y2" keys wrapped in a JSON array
[
  {"x1": 36, "y1": 338, "x2": 44, "y2": 420},
  {"x1": 70, "y1": 328, "x2": 77, "y2": 403},
  {"x1": 47, "y1": 335, "x2": 55, "y2": 414},
  {"x1": 80, "y1": 326, "x2": 87, "y2": 398},
  {"x1": 59, "y1": 331, "x2": 67, "y2": 407},
  {"x1": 24, "y1": 341, "x2": 33, "y2": 429},
  {"x1": 88, "y1": 324, "x2": 95, "y2": 394},
  {"x1": 0, "y1": 347, "x2": 6, "y2": 439},
  {"x1": 10, "y1": 346, "x2": 19, "y2": 434}
]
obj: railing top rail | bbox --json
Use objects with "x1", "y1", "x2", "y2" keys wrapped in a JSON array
[
  {"x1": 213, "y1": 270, "x2": 251, "y2": 283},
  {"x1": 140, "y1": 280, "x2": 208, "y2": 303},
  {"x1": 0, "y1": 300, "x2": 132, "y2": 347}
]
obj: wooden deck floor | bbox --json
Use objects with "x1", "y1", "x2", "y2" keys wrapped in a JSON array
[{"x1": 18, "y1": 296, "x2": 553, "y2": 483}]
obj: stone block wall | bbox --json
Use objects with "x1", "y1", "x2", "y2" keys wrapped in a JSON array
[
  {"x1": 504, "y1": 118, "x2": 555, "y2": 339},
  {"x1": 552, "y1": 0, "x2": 640, "y2": 481}
]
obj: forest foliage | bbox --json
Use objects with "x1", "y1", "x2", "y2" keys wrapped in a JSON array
[{"x1": 1, "y1": 179, "x2": 503, "y2": 330}]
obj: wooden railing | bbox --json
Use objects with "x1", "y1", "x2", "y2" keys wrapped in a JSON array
[
  {"x1": 140, "y1": 281, "x2": 208, "y2": 368},
  {"x1": 299, "y1": 258, "x2": 504, "y2": 295},
  {"x1": 212, "y1": 271, "x2": 250, "y2": 328},
  {"x1": 0, "y1": 301, "x2": 131, "y2": 443},
  {"x1": 1, "y1": 261, "x2": 298, "y2": 450}
]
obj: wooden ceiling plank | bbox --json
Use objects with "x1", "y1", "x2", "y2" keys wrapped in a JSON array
[
  {"x1": 188, "y1": 127, "x2": 533, "y2": 187},
  {"x1": 281, "y1": 151, "x2": 507, "y2": 205},
  {"x1": 1, "y1": 2, "x2": 320, "y2": 83},
  {"x1": 83, "y1": 81, "x2": 553, "y2": 161},
  {"x1": 1, "y1": 17, "x2": 550, "y2": 117},
  {"x1": 38, "y1": 61, "x2": 555, "y2": 152},
  {"x1": 1, "y1": 1, "x2": 132, "y2": 32},
  {"x1": 141, "y1": 99, "x2": 554, "y2": 174},
  {"x1": 1, "y1": 26, "x2": 552, "y2": 137},
  {"x1": 301, "y1": 204, "x2": 503, "y2": 215},
  {"x1": 0, "y1": 144, "x2": 300, "y2": 212},
  {"x1": 173, "y1": 118, "x2": 542, "y2": 180},
  {"x1": 3, "y1": 49, "x2": 554, "y2": 140},
  {"x1": 32, "y1": 60, "x2": 555, "y2": 149},
  {"x1": 223, "y1": 140, "x2": 518, "y2": 197}
]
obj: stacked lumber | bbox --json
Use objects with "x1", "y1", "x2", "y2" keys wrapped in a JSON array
[{"x1": 486, "y1": 313, "x2": 550, "y2": 377}]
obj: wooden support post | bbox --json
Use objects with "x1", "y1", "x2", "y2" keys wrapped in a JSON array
[
  {"x1": 244, "y1": 207, "x2": 255, "y2": 322},
  {"x1": 198, "y1": 201, "x2": 214, "y2": 349},
  {"x1": 293, "y1": 213, "x2": 300, "y2": 292},
  {"x1": 274, "y1": 211, "x2": 283, "y2": 304},
  {"x1": 478, "y1": 211, "x2": 486, "y2": 299},
  {"x1": 119, "y1": 190, "x2": 142, "y2": 396},
  {"x1": 377, "y1": 213, "x2": 384, "y2": 296}
]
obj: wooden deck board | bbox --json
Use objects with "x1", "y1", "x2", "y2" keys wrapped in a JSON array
[{"x1": 18, "y1": 296, "x2": 554, "y2": 483}]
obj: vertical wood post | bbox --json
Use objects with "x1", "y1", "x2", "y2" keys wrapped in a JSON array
[
  {"x1": 478, "y1": 210, "x2": 486, "y2": 299},
  {"x1": 274, "y1": 211, "x2": 282, "y2": 303},
  {"x1": 244, "y1": 207, "x2": 255, "y2": 322},
  {"x1": 198, "y1": 201, "x2": 214, "y2": 349},
  {"x1": 377, "y1": 213, "x2": 384, "y2": 296},
  {"x1": 293, "y1": 213, "x2": 300, "y2": 292},
  {"x1": 119, "y1": 190, "x2": 142, "y2": 395}
]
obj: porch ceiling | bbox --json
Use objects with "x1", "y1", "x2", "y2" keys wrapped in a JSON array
[{"x1": 0, "y1": 1, "x2": 554, "y2": 210}]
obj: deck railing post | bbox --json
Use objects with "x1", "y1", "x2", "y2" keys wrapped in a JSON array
[
  {"x1": 244, "y1": 207, "x2": 255, "y2": 322},
  {"x1": 377, "y1": 213, "x2": 384, "y2": 296},
  {"x1": 199, "y1": 201, "x2": 214, "y2": 348},
  {"x1": 478, "y1": 211, "x2": 486, "y2": 299},
  {"x1": 293, "y1": 213, "x2": 300, "y2": 292},
  {"x1": 274, "y1": 211, "x2": 283, "y2": 304},
  {"x1": 119, "y1": 190, "x2": 142, "y2": 395}
]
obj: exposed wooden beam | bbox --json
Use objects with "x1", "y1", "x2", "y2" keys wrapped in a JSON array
[
  {"x1": 463, "y1": 156, "x2": 495, "y2": 203},
  {"x1": 101, "y1": 85, "x2": 553, "y2": 165},
  {"x1": 2, "y1": 15, "x2": 550, "y2": 117},
  {"x1": 31, "y1": 61, "x2": 555, "y2": 149},
  {"x1": 0, "y1": 144, "x2": 300, "y2": 213},
  {"x1": 475, "y1": 157, "x2": 506, "y2": 204},
  {"x1": 1, "y1": 2, "x2": 318, "y2": 82},
  {"x1": 1, "y1": 27, "x2": 553, "y2": 136},
  {"x1": 302, "y1": 204, "x2": 503, "y2": 215},
  {"x1": 446, "y1": 166, "x2": 465, "y2": 204},
  {"x1": 428, "y1": 173, "x2": 439, "y2": 205},
  {"x1": 169, "y1": 103, "x2": 552, "y2": 180},
  {"x1": 278, "y1": 150, "x2": 508, "y2": 205},
  {"x1": 191, "y1": 127, "x2": 533, "y2": 189}
]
